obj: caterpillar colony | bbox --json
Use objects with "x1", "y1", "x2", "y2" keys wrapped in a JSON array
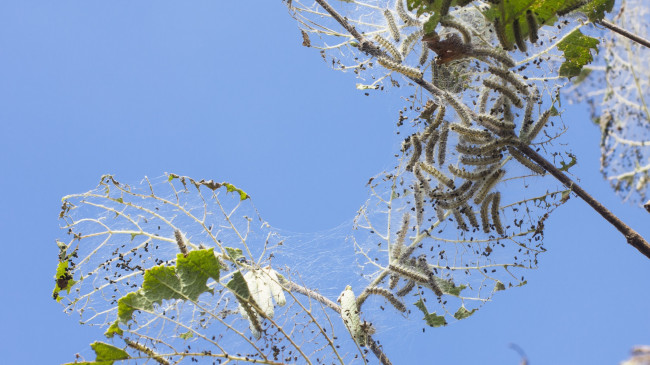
[{"x1": 289, "y1": 0, "x2": 573, "y2": 347}]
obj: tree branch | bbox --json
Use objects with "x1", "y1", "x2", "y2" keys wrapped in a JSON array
[
  {"x1": 598, "y1": 19, "x2": 650, "y2": 49},
  {"x1": 516, "y1": 143, "x2": 650, "y2": 259}
]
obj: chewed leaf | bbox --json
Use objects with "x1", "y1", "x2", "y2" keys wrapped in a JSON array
[
  {"x1": 453, "y1": 306, "x2": 477, "y2": 320},
  {"x1": 63, "y1": 342, "x2": 129, "y2": 365},
  {"x1": 579, "y1": 0, "x2": 615, "y2": 22},
  {"x1": 104, "y1": 321, "x2": 123, "y2": 339},
  {"x1": 224, "y1": 183, "x2": 249, "y2": 200},
  {"x1": 226, "y1": 271, "x2": 251, "y2": 301},
  {"x1": 557, "y1": 29, "x2": 599, "y2": 78},
  {"x1": 414, "y1": 299, "x2": 447, "y2": 327},
  {"x1": 117, "y1": 249, "x2": 220, "y2": 324}
]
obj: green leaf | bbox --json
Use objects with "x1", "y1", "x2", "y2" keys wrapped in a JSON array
[
  {"x1": 92, "y1": 342, "x2": 129, "y2": 362},
  {"x1": 434, "y1": 277, "x2": 466, "y2": 296},
  {"x1": 557, "y1": 29, "x2": 599, "y2": 78},
  {"x1": 558, "y1": 153, "x2": 577, "y2": 172},
  {"x1": 495, "y1": 281, "x2": 506, "y2": 291},
  {"x1": 225, "y1": 247, "x2": 244, "y2": 261},
  {"x1": 224, "y1": 183, "x2": 249, "y2": 200},
  {"x1": 52, "y1": 259, "x2": 76, "y2": 302},
  {"x1": 117, "y1": 249, "x2": 221, "y2": 324},
  {"x1": 579, "y1": 0, "x2": 615, "y2": 22},
  {"x1": 179, "y1": 331, "x2": 194, "y2": 340},
  {"x1": 104, "y1": 321, "x2": 123, "y2": 339},
  {"x1": 414, "y1": 299, "x2": 448, "y2": 327},
  {"x1": 453, "y1": 306, "x2": 477, "y2": 320},
  {"x1": 115, "y1": 197, "x2": 123, "y2": 204},
  {"x1": 130, "y1": 233, "x2": 140, "y2": 241},
  {"x1": 226, "y1": 271, "x2": 251, "y2": 301},
  {"x1": 63, "y1": 342, "x2": 130, "y2": 365},
  {"x1": 482, "y1": 0, "x2": 568, "y2": 49}
]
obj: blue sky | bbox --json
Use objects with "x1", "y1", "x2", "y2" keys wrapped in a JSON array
[{"x1": 1, "y1": 1, "x2": 648, "y2": 364}]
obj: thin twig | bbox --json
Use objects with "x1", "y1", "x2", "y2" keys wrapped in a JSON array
[
  {"x1": 516, "y1": 143, "x2": 650, "y2": 259},
  {"x1": 598, "y1": 19, "x2": 650, "y2": 49}
]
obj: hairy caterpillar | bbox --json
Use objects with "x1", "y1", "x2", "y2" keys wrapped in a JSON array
[
  {"x1": 395, "y1": 0, "x2": 419, "y2": 25},
  {"x1": 173, "y1": 229, "x2": 189, "y2": 257},
  {"x1": 438, "y1": 122, "x2": 449, "y2": 166},
  {"x1": 452, "y1": 207, "x2": 468, "y2": 231},
  {"x1": 502, "y1": 98, "x2": 514, "y2": 123},
  {"x1": 444, "y1": 92, "x2": 471, "y2": 126},
  {"x1": 338, "y1": 286, "x2": 365, "y2": 346},
  {"x1": 512, "y1": 18, "x2": 527, "y2": 52},
  {"x1": 480, "y1": 192, "x2": 492, "y2": 233},
  {"x1": 523, "y1": 108, "x2": 552, "y2": 143},
  {"x1": 395, "y1": 279, "x2": 416, "y2": 297},
  {"x1": 125, "y1": 339, "x2": 170, "y2": 365},
  {"x1": 430, "y1": 180, "x2": 472, "y2": 200},
  {"x1": 405, "y1": 133, "x2": 422, "y2": 171},
  {"x1": 436, "y1": 182, "x2": 478, "y2": 210},
  {"x1": 439, "y1": 0, "x2": 452, "y2": 17},
  {"x1": 362, "y1": 287, "x2": 407, "y2": 312},
  {"x1": 487, "y1": 66, "x2": 529, "y2": 95},
  {"x1": 430, "y1": 104, "x2": 446, "y2": 131},
  {"x1": 556, "y1": 0, "x2": 590, "y2": 17},
  {"x1": 389, "y1": 274, "x2": 400, "y2": 290},
  {"x1": 491, "y1": 191, "x2": 504, "y2": 235},
  {"x1": 419, "y1": 42, "x2": 429, "y2": 65},
  {"x1": 419, "y1": 99, "x2": 438, "y2": 121},
  {"x1": 378, "y1": 56, "x2": 423, "y2": 79},
  {"x1": 460, "y1": 203, "x2": 480, "y2": 228},
  {"x1": 440, "y1": 16, "x2": 471, "y2": 43},
  {"x1": 392, "y1": 212, "x2": 411, "y2": 261},
  {"x1": 450, "y1": 123, "x2": 493, "y2": 142},
  {"x1": 476, "y1": 114, "x2": 516, "y2": 134},
  {"x1": 474, "y1": 169, "x2": 505, "y2": 205},
  {"x1": 471, "y1": 47, "x2": 516, "y2": 68},
  {"x1": 494, "y1": 17, "x2": 513, "y2": 51},
  {"x1": 448, "y1": 164, "x2": 496, "y2": 180},
  {"x1": 400, "y1": 29, "x2": 423, "y2": 57},
  {"x1": 384, "y1": 9, "x2": 401, "y2": 42},
  {"x1": 414, "y1": 182, "x2": 424, "y2": 226},
  {"x1": 521, "y1": 89, "x2": 539, "y2": 137},
  {"x1": 419, "y1": 161, "x2": 455, "y2": 188},
  {"x1": 460, "y1": 153, "x2": 503, "y2": 166},
  {"x1": 414, "y1": 165, "x2": 432, "y2": 193},
  {"x1": 435, "y1": 205, "x2": 446, "y2": 224},
  {"x1": 374, "y1": 35, "x2": 402, "y2": 63},
  {"x1": 415, "y1": 256, "x2": 443, "y2": 296},
  {"x1": 237, "y1": 295, "x2": 262, "y2": 340},
  {"x1": 425, "y1": 130, "x2": 439, "y2": 164},
  {"x1": 483, "y1": 79, "x2": 523, "y2": 108},
  {"x1": 389, "y1": 263, "x2": 429, "y2": 284},
  {"x1": 456, "y1": 137, "x2": 514, "y2": 155},
  {"x1": 479, "y1": 89, "x2": 490, "y2": 114},
  {"x1": 526, "y1": 10, "x2": 539, "y2": 43},
  {"x1": 507, "y1": 146, "x2": 545, "y2": 175}
]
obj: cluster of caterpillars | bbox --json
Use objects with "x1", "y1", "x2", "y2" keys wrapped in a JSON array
[
  {"x1": 401, "y1": 60, "x2": 552, "y2": 236},
  {"x1": 373, "y1": 1, "x2": 429, "y2": 79}
]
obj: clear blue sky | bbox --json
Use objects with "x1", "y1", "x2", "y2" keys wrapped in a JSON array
[{"x1": 1, "y1": 1, "x2": 648, "y2": 364}]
